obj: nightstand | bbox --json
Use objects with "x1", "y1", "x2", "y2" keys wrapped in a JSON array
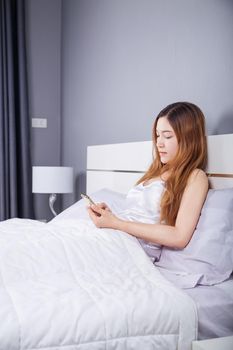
[{"x1": 192, "y1": 336, "x2": 233, "y2": 350}]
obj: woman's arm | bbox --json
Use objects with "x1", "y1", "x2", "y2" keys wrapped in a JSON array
[{"x1": 88, "y1": 169, "x2": 209, "y2": 249}]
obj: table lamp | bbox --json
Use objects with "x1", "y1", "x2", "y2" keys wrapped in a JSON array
[{"x1": 32, "y1": 166, "x2": 74, "y2": 216}]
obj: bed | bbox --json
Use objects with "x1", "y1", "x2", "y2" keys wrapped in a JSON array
[{"x1": 0, "y1": 134, "x2": 233, "y2": 350}]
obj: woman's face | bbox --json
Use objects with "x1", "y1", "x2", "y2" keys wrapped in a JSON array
[{"x1": 156, "y1": 117, "x2": 178, "y2": 164}]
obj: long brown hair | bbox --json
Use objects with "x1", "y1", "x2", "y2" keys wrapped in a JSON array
[{"x1": 138, "y1": 102, "x2": 207, "y2": 225}]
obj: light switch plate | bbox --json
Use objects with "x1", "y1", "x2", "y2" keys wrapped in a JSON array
[{"x1": 32, "y1": 118, "x2": 47, "y2": 128}]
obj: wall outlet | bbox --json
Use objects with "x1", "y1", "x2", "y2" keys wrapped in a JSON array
[{"x1": 32, "y1": 118, "x2": 47, "y2": 128}]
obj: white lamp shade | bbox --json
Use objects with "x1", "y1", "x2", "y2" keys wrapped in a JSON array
[{"x1": 32, "y1": 166, "x2": 73, "y2": 194}]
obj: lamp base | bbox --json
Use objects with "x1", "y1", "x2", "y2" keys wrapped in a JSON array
[{"x1": 49, "y1": 193, "x2": 57, "y2": 216}]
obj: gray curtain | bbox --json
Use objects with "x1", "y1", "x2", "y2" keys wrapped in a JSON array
[{"x1": 0, "y1": 0, "x2": 34, "y2": 220}]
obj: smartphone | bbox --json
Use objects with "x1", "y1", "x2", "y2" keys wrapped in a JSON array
[{"x1": 81, "y1": 193, "x2": 96, "y2": 206}]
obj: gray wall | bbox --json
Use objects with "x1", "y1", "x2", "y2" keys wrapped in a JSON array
[
  {"x1": 61, "y1": 0, "x2": 233, "y2": 208},
  {"x1": 26, "y1": 0, "x2": 62, "y2": 220},
  {"x1": 27, "y1": 0, "x2": 233, "y2": 216}
]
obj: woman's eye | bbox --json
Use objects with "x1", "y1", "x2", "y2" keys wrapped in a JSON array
[{"x1": 165, "y1": 136, "x2": 172, "y2": 139}]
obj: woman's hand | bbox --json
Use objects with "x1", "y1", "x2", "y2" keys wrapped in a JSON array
[
  {"x1": 87, "y1": 203, "x2": 121, "y2": 229},
  {"x1": 95, "y1": 202, "x2": 111, "y2": 212}
]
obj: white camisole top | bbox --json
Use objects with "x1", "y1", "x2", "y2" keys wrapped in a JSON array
[{"x1": 119, "y1": 179, "x2": 165, "y2": 262}]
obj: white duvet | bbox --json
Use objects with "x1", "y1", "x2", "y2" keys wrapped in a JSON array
[{"x1": 0, "y1": 217, "x2": 197, "y2": 350}]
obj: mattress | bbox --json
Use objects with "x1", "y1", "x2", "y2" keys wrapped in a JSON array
[{"x1": 184, "y1": 275, "x2": 233, "y2": 340}]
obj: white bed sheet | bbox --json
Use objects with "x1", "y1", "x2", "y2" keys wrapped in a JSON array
[
  {"x1": 53, "y1": 190, "x2": 233, "y2": 344},
  {"x1": 184, "y1": 275, "x2": 233, "y2": 340}
]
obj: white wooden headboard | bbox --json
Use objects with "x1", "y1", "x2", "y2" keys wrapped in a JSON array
[{"x1": 87, "y1": 134, "x2": 233, "y2": 194}]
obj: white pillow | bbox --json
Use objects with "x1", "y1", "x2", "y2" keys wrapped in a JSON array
[{"x1": 51, "y1": 188, "x2": 126, "y2": 223}]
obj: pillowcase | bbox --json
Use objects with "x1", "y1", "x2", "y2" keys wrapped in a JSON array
[
  {"x1": 156, "y1": 188, "x2": 233, "y2": 289},
  {"x1": 51, "y1": 188, "x2": 126, "y2": 223}
]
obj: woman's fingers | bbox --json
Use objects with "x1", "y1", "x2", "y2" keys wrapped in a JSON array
[
  {"x1": 97, "y1": 202, "x2": 111, "y2": 211},
  {"x1": 91, "y1": 204, "x2": 103, "y2": 214},
  {"x1": 87, "y1": 203, "x2": 116, "y2": 228},
  {"x1": 87, "y1": 205, "x2": 101, "y2": 218}
]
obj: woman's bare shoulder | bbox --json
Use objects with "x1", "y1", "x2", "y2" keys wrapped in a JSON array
[{"x1": 188, "y1": 168, "x2": 208, "y2": 185}]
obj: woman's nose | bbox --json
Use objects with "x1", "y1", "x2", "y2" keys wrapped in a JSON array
[{"x1": 157, "y1": 138, "x2": 164, "y2": 147}]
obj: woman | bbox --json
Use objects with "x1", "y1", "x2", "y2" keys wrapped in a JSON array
[{"x1": 88, "y1": 102, "x2": 209, "y2": 252}]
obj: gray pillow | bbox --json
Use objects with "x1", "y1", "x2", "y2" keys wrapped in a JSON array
[{"x1": 156, "y1": 188, "x2": 233, "y2": 289}]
